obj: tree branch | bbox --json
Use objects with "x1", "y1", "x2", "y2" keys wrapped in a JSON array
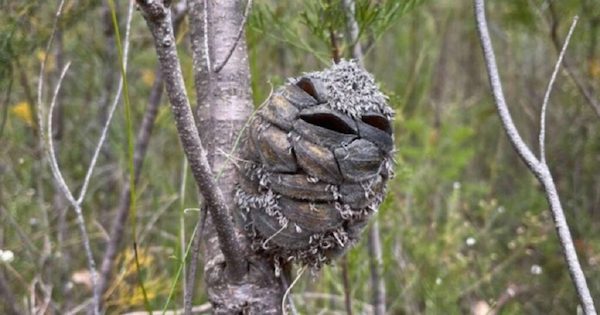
[
  {"x1": 47, "y1": 62, "x2": 100, "y2": 315},
  {"x1": 547, "y1": 2, "x2": 600, "y2": 118},
  {"x1": 136, "y1": 0, "x2": 247, "y2": 283},
  {"x1": 474, "y1": 1, "x2": 596, "y2": 314},
  {"x1": 539, "y1": 17, "x2": 578, "y2": 165}
]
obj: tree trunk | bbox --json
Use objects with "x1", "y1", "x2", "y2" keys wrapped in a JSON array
[{"x1": 189, "y1": 0, "x2": 285, "y2": 313}]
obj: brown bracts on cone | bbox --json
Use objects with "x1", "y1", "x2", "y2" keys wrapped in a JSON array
[{"x1": 235, "y1": 60, "x2": 394, "y2": 269}]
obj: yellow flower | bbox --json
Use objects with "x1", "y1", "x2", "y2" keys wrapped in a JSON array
[{"x1": 10, "y1": 101, "x2": 34, "y2": 126}]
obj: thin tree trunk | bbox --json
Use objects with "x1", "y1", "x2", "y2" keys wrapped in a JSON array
[
  {"x1": 137, "y1": 0, "x2": 284, "y2": 313},
  {"x1": 191, "y1": 0, "x2": 285, "y2": 313}
]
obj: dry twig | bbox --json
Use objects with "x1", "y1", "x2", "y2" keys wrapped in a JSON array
[{"x1": 474, "y1": 1, "x2": 596, "y2": 313}]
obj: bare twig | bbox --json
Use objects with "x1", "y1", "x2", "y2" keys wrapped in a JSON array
[
  {"x1": 39, "y1": 1, "x2": 136, "y2": 313},
  {"x1": 136, "y1": 0, "x2": 246, "y2": 283},
  {"x1": 36, "y1": 0, "x2": 66, "y2": 148},
  {"x1": 79, "y1": 0, "x2": 134, "y2": 204},
  {"x1": 47, "y1": 62, "x2": 100, "y2": 315},
  {"x1": 547, "y1": 2, "x2": 600, "y2": 118},
  {"x1": 213, "y1": 0, "x2": 252, "y2": 73},
  {"x1": 474, "y1": 1, "x2": 596, "y2": 314},
  {"x1": 539, "y1": 17, "x2": 578, "y2": 164}
]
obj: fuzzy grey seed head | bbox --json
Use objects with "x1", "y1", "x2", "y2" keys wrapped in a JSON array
[{"x1": 293, "y1": 59, "x2": 394, "y2": 119}]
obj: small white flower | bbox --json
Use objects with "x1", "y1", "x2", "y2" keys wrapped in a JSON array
[
  {"x1": 530, "y1": 264, "x2": 543, "y2": 275},
  {"x1": 466, "y1": 237, "x2": 477, "y2": 247},
  {"x1": 0, "y1": 250, "x2": 14, "y2": 263},
  {"x1": 497, "y1": 206, "x2": 505, "y2": 213},
  {"x1": 453, "y1": 182, "x2": 461, "y2": 190},
  {"x1": 435, "y1": 277, "x2": 442, "y2": 285}
]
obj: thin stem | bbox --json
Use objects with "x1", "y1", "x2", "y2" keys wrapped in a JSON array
[
  {"x1": 282, "y1": 267, "x2": 306, "y2": 315},
  {"x1": 474, "y1": 1, "x2": 596, "y2": 313},
  {"x1": 47, "y1": 62, "x2": 100, "y2": 315},
  {"x1": 546, "y1": 2, "x2": 600, "y2": 118},
  {"x1": 37, "y1": 0, "x2": 66, "y2": 149},
  {"x1": 78, "y1": 0, "x2": 134, "y2": 205},
  {"x1": 539, "y1": 16, "x2": 578, "y2": 165}
]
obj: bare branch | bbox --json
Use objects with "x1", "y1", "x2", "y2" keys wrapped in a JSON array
[
  {"x1": 474, "y1": 1, "x2": 596, "y2": 314},
  {"x1": 36, "y1": 0, "x2": 66, "y2": 148},
  {"x1": 78, "y1": 0, "x2": 135, "y2": 204},
  {"x1": 539, "y1": 16, "x2": 578, "y2": 164},
  {"x1": 136, "y1": 0, "x2": 247, "y2": 282},
  {"x1": 213, "y1": 0, "x2": 252, "y2": 73},
  {"x1": 547, "y1": 2, "x2": 600, "y2": 118},
  {"x1": 47, "y1": 62, "x2": 100, "y2": 315},
  {"x1": 47, "y1": 63, "x2": 76, "y2": 206}
]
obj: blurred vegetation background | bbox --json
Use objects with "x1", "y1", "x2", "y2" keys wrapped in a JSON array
[{"x1": 1, "y1": 0, "x2": 600, "y2": 314}]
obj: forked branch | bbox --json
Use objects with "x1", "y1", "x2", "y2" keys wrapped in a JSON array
[
  {"x1": 474, "y1": 1, "x2": 596, "y2": 314},
  {"x1": 136, "y1": 0, "x2": 247, "y2": 281}
]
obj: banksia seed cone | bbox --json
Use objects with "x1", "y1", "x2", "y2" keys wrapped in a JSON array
[{"x1": 235, "y1": 60, "x2": 394, "y2": 269}]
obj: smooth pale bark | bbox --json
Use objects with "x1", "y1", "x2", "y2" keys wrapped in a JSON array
[
  {"x1": 190, "y1": 0, "x2": 284, "y2": 313},
  {"x1": 474, "y1": 1, "x2": 596, "y2": 313},
  {"x1": 139, "y1": 0, "x2": 284, "y2": 313}
]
